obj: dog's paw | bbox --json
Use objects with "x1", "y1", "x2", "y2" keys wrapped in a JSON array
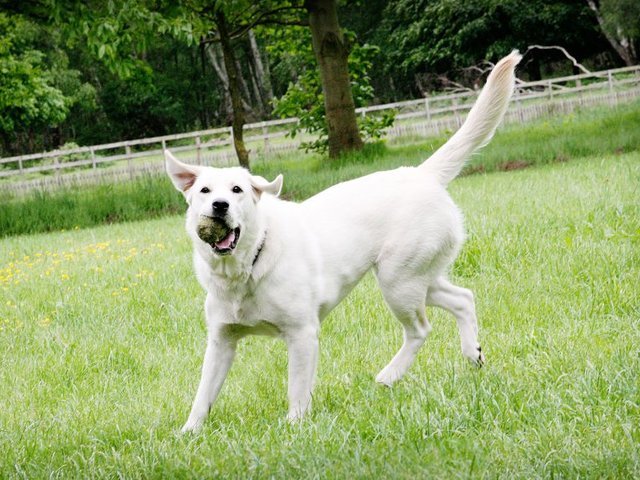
[
  {"x1": 462, "y1": 344, "x2": 485, "y2": 367},
  {"x1": 180, "y1": 419, "x2": 203, "y2": 434},
  {"x1": 180, "y1": 425, "x2": 197, "y2": 435},
  {"x1": 375, "y1": 366, "x2": 401, "y2": 387},
  {"x1": 286, "y1": 410, "x2": 306, "y2": 424},
  {"x1": 471, "y1": 346, "x2": 485, "y2": 367}
]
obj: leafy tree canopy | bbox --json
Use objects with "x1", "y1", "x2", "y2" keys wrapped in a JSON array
[
  {"x1": 0, "y1": 11, "x2": 95, "y2": 153},
  {"x1": 272, "y1": 26, "x2": 393, "y2": 154}
]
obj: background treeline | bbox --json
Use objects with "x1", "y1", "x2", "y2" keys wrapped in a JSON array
[{"x1": 0, "y1": 0, "x2": 638, "y2": 157}]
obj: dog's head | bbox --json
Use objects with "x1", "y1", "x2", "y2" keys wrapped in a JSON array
[{"x1": 165, "y1": 150, "x2": 283, "y2": 257}]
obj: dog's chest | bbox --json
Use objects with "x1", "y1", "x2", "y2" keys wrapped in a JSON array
[{"x1": 211, "y1": 278, "x2": 277, "y2": 327}]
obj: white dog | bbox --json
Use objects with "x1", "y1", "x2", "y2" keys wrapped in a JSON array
[{"x1": 166, "y1": 51, "x2": 521, "y2": 432}]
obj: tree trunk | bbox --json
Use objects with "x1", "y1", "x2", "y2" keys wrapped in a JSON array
[
  {"x1": 1, "y1": 131, "x2": 12, "y2": 156},
  {"x1": 247, "y1": 60, "x2": 265, "y2": 117},
  {"x1": 235, "y1": 57, "x2": 254, "y2": 110},
  {"x1": 205, "y1": 44, "x2": 233, "y2": 121},
  {"x1": 305, "y1": 0, "x2": 363, "y2": 158},
  {"x1": 215, "y1": 10, "x2": 250, "y2": 169},
  {"x1": 587, "y1": 0, "x2": 637, "y2": 66},
  {"x1": 527, "y1": 57, "x2": 542, "y2": 81},
  {"x1": 248, "y1": 30, "x2": 274, "y2": 113},
  {"x1": 198, "y1": 44, "x2": 211, "y2": 128}
]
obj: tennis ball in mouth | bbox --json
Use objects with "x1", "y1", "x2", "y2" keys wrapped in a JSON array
[{"x1": 196, "y1": 216, "x2": 230, "y2": 244}]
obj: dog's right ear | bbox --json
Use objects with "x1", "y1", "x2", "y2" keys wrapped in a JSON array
[{"x1": 165, "y1": 150, "x2": 201, "y2": 195}]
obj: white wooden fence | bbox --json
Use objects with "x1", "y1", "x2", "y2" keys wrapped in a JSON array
[{"x1": 1, "y1": 64, "x2": 639, "y2": 195}]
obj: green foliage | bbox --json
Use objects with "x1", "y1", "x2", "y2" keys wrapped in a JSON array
[
  {"x1": 0, "y1": 1, "x2": 225, "y2": 149},
  {"x1": 0, "y1": 14, "x2": 69, "y2": 144},
  {"x1": 67, "y1": 35, "x2": 222, "y2": 145},
  {"x1": 599, "y1": 0, "x2": 640, "y2": 41},
  {"x1": 355, "y1": 0, "x2": 604, "y2": 95},
  {"x1": 41, "y1": 0, "x2": 301, "y2": 151},
  {"x1": 273, "y1": 28, "x2": 394, "y2": 155},
  {"x1": 0, "y1": 0, "x2": 631, "y2": 160},
  {"x1": 359, "y1": 112, "x2": 395, "y2": 142},
  {"x1": 0, "y1": 10, "x2": 98, "y2": 155},
  {"x1": 53, "y1": 0, "x2": 168, "y2": 79}
]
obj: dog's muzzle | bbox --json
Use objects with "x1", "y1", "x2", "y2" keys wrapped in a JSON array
[{"x1": 196, "y1": 215, "x2": 241, "y2": 255}]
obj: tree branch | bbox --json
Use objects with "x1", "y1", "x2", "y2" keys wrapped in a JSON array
[
  {"x1": 200, "y1": 35, "x2": 220, "y2": 45},
  {"x1": 199, "y1": 6, "x2": 307, "y2": 44},
  {"x1": 461, "y1": 61, "x2": 495, "y2": 77},
  {"x1": 437, "y1": 75, "x2": 474, "y2": 93},
  {"x1": 228, "y1": 6, "x2": 308, "y2": 39},
  {"x1": 524, "y1": 44, "x2": 591, "y2": 74}
]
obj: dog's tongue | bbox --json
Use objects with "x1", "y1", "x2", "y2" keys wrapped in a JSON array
[{"x1": 215, "y1": 230, "x2": 236, "y2": 250}]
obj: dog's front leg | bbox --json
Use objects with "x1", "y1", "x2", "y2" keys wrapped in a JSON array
[
  {"x1": 285, "y1": 325, "x2": 319, "y2": 421},
  {"x1": 181, "y1": 327, "x2": 237, "y2": 433}
]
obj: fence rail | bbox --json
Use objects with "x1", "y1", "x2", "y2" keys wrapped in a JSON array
[{"x1": 1, "y1": 64, "x2": 639, "y2": 194}]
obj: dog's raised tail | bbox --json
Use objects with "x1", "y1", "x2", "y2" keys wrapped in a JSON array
[{"x1": 420, "y1": 50, "x2": 521, "y2": 186}]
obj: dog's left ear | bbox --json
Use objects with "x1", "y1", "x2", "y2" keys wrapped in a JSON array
[{"x1": 249, "y1": 174, "x2": 283, "y2": 198}]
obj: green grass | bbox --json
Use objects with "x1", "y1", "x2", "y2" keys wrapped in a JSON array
[
  {"x1": 255, "y1": 100, "x2": 640, "y2": 198},
  {"x1": 1, "y1": 151, "x2": 638, "y2": 478},
  {"x1": 2, "y1": 100, "x2": 640, "y2": 237},
  {"x1": 0, "y1": 177, "x2": 184, "y2": 237}
]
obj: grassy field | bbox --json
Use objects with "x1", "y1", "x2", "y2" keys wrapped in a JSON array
[
  {"x1": 1, "y1": 149, "x2": 638, "y2": 477},
  {"x1": 1, "y1": 99, "x2": 640, "y2": 237}
]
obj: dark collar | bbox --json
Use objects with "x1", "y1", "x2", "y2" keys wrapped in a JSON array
[{"x1": 252, "y1": 232, "x2": 266, "y2": 266}]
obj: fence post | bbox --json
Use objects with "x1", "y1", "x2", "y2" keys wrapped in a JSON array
[
  {"x1": 453, "y1": 97, "x2": 461, "y2": 127},
  {"x1": 226, "y1": 127, "x2": 233, "y2": 167},
  {"x1": 90, "y1": 147, "x2": 96, "y2": 170},
  {"x1": 54, "y1": 155, "x2": 61, "y2": 185},
  {"x1": 548, "y1": 80, "x2": 553, "y2": 100},
  {"x1": 18, "y1": 156, "x2": 23, "y2": 174},
  {"x1": 195, "y1": 136, "x2": 202, "y2": 165},
  {"x1": 125, "y1": 145, "x2": 133, "y2": 180},
  {"x1": 424, "y1": 97, "x2": 431, "y2": 121},
  {"x1": 262, "y1": 125, "x2": 269, "y2": 155},
  {"x1": 516, "y1": 87, "x2": 523, "y2": 122},
  {"x1": 607, "y1": 70, "x2": 613, "y2": 93}
]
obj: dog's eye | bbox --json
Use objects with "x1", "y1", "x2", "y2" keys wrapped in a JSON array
[
  {"x1": 232, "y1": 186, "x2": 243, "y2": 194},
  {"x1": 200, "y1": 187, "x2": 210, "y2": 194}
]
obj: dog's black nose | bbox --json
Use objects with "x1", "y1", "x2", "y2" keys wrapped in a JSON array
[{"x1": 212, "y1": 200, "x2": 229, "y2": 216}]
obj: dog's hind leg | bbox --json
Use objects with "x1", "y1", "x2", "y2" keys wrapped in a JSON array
[
  {"x1": 374, "y1": 271, "x2": 432, "y2": 386},
  {"x1": 426, "y1": 277, "x2": 484, "y2": 366}
]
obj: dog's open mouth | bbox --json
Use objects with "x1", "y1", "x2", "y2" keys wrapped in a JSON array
[
  {"x1": 212, "y1": 227, "x2": 240, "y2": 254},
  {"x1": 197, "y1": 217, "x2": 241, "y2": 255}
]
